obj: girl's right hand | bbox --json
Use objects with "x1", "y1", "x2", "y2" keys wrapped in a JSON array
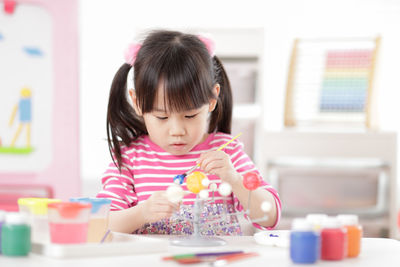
[{"x1": 140, "y1": 191, "x2": 180, "y2": 223}]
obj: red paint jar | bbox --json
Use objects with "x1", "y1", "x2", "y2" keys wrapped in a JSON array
[{"x1": 320, "y1": 217, "x2": 347, "y2": 261}]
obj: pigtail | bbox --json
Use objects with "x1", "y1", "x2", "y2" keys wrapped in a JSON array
[
  {"x1": 106, "y1": 63, "x2": 147, "y2": 170},
  {"x1": 209, "y1": 56, "x2": 232, "y2": 134}
]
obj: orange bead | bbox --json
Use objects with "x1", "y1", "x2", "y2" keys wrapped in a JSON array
[{"x1": 186, "y1": 171, "x2": 207, "y2": 194}]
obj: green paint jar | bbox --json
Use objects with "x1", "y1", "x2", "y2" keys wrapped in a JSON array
[{"x1": 1, "y1": 212, "x2": 31, "y2": 256}]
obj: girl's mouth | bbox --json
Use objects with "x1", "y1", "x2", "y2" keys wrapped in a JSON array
[
  {"x1": 171, "y1": 143, "x2": 187, "y2": 150},
  {"x1": 172, "y1": 143, "x2": 185, "y2": 146}
]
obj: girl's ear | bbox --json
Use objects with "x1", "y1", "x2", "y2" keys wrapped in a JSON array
[
  {"x1": 129, "y1": 89, "x2": 142, "y2": 116},
  {"x1": 208, "y1": 84, "x2": 220, "y2": 112}
]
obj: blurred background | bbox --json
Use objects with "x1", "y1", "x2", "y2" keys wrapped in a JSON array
[{"x1": 1, "y1": 0, "x2": 400, "y2": 239}]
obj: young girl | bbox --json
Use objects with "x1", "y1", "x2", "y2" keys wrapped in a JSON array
[{"x1": 97, "y1": 30, "x2": 281, "y2": 235}]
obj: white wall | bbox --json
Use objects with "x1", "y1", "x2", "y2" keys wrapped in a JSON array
[{"x1": 79, "y1": 0, "x2": 400, "y2": 192}]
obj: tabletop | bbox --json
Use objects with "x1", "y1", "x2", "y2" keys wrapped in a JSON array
[{"x1": 1, "y1": 235, "x2": 400, "y2": 267}]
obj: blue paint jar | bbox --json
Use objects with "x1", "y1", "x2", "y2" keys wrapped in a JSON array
[{"x1": 290, "y1": 218, "x2": 320, "y2": 264}]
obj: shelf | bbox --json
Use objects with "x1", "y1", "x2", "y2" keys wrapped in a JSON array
[{"x1": 260, "y1": 131, "x2": 398, "y2": 238}]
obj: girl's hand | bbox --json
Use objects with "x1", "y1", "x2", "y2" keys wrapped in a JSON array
[
  {"x1": 198, "y1": 150, "x2": 240, "y2": 184},
  {"x1": 141, "y1": 191, "x2": 179, "y2": 223}
]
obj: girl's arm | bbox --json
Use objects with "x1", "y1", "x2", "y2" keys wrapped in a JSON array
[
  {"x1": 198, "y1": 150, "x2": 280, "y2": 228},
  {"x1": 108, "y1": 204, "x2": 147, "y2": 233},
  {"x1": 229, "y1": 173, "x2": 277, "y2": 227}
]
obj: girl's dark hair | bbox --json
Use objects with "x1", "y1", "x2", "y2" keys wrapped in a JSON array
[{"x1": 107, "y1": 30, "x2": 233, "y2": 168}]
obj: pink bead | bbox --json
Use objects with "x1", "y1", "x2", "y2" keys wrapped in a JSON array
[{"x1": 243, "y1": 172, "x2": 261, "y2": 190}]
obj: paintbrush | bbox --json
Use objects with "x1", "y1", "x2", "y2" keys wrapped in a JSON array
[{"x1": 173, "y1": 133, "x2": 242, "y2": 184}]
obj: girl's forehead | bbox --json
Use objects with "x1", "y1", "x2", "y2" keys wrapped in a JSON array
[
  {"x1": 149, "y1": 79, "x2": 208, "y2": 113},
  {"x1": 151, "y1": 92, "x2": 207, "y2": 114},
  {"x1": 152, "y1": 88, "x2": 167, "y2": 111},
  {"x1": 151, "y1": 85, "x2": 186, "y2": 112}
]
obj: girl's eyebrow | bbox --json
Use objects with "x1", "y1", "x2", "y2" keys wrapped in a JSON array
[
  {"x1": 153, "y1": 106, "x2": 203, "y2": 113},
  {"x1": 153, "y1": 107, "x2": 167, "y2": 112}
]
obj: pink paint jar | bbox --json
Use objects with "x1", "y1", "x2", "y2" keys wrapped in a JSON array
[{"x1": 47, "y1": 202, "x2": 91, "y2": 244}]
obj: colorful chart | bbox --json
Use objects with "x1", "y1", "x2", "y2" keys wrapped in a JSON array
[
  {"x1": 284, "y1": 37, "x2": 379, "y2": 128},
  {"x1": 320, "y1": 50, "x2": 373, "y2": 112}
]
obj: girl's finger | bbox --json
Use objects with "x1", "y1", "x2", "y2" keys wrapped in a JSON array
[
  {"x1": 201, "y1": 157, "x2": 223, "y2": 173},
  {"x1": 198, "y1": 151, "x2": 217, "y2": 165}
]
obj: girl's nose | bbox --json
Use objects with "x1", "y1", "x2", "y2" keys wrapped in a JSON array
[{"x1": 169, "y1": 118, "x2": 186, "y2": 136}]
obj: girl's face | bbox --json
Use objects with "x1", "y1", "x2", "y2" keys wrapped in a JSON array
[{"x1": 130, "y1": 85, "x2": 219, "y2": 155}]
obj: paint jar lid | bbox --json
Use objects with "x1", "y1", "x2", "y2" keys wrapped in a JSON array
[
  {"x1": 48, "y1": 202, "x2": 91, "y2": 219},
  {"x1": 337, "y1": 214, "x2": 359, "y2": 225},
  {"x1": 321, "y1": 216, "x2": 341, "y2": 229},
  {"x1": 5, "y1": 212, "x2": 29, "y2": 225},
  {"x1": 70, "y1": 197, "x2": 111, "y2": 213},
  {"x1": 31, "y1": 198, "x2": 62, "y2": 215},
  {"x1": 306, "y1": 213, "x2": 328, "y2": 224},
  {"x1": 0, "y1": 210, "x2": 6, "y2": 221},
  {"x1": 291, "y1": 218, "x2": 313, "y2": 231},
  {"x1": 18, "y1": 197, "x2": 39, "y2": 207}
]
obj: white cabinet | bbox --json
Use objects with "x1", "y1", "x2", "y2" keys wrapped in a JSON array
[
  {"x1": 260, "y1": 131, "x2": 398, "y2": 238},
  {"x1": 202, "y1": 28, "x2": 264, "y2": 160},
  {"x1": 222, "y1": 57, "x2": 260, "y2": 158}
]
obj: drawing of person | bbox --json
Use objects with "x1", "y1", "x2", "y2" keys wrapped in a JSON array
[{"x1": 9, "y1": 87, "x2": 32, "y2": 147}]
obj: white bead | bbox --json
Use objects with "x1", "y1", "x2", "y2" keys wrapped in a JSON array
[
  {"x1": 209, "y1": 183, "x2": 218, "y2": 191},
  {"x1": 261, "y1": 201, "x2": 272, "y2": 212},
  {"x1": 201, "y1": 178, "x2": 210, "y2": 187},
  {"x1": 166, "y1": 184, "x2": 184, "y2": 203},
  {"x1": 218, "y1": 182, "x2": 232, "y2": 197},
  {"x1": 199, "y1": 189, "x2": 209, "y2": 200}
]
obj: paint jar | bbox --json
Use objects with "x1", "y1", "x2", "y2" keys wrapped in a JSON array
[
  {"x1": 0, "y1": 210, "x2": 5, "y2": 253},
  {"x1": 320, "y1": 217, "x2": 347, "y2": 261},
  {"x1": 1, "y1": 212, "x2": 31, "y2": 256},
  {"x1": 48, "y1": 202, "x2": 91, "y2": 244},
  {"x1": 306, "y1": 213, "x2": 328, "y2": 231},
  {"x1": 337, "y1": 214, "x2": 362, "y2": 257},
  {"x1": 70, "y1": 197, "x2": 111, "y2": 242},
  {"x1": 290, "y1": 218, "x2": 320, "y2": 264},
  {"x1": 18, "y1": 198, "x2": 35, "y2": 215},
  {"x1": 18, "y1": 198, "x2": 46, "y2": 227},
  {"x1": 20, "y1": 198, "x2": 61, "y2": 243}
]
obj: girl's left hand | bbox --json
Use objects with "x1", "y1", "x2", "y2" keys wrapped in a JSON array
[{"x1": 197, "y1": 150, "x2": 239, "y2": 184}]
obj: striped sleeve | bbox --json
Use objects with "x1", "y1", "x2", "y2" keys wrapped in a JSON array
[
  {"x1": 96, "y1": 149, "x2": 138, "y2": 211},
  {"x1": 225, "y1": 140, "x2": 282, "y2": 230}
]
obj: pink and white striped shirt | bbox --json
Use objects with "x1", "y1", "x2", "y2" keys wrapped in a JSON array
[{"x1": 97, "y1": 132, "x2": 281, "y2": 232}]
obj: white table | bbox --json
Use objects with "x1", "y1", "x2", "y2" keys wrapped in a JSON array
[{"x1": 1, "y1": 236, "x2": 399, "y2": 267}]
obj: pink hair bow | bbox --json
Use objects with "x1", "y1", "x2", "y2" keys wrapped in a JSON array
[
  {"x1": 198, "y1": 35, "x2": 216, "y2": 57},
  {"x1": 124, "y1": 43, "x2": 142, "y2": 66}
]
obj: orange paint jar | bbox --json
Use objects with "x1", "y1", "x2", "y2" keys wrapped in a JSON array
[{"x1": 337, "y1": 215, "x2": 362, "y2": 257}]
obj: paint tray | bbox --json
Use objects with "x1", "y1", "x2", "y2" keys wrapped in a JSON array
[{"x1": 31, "y1": 232, "x2": 169, "y2": 258}]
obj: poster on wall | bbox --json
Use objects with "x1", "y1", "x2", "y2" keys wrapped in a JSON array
[
  {"x1": 0, "y1": 0, "x2": 80, "y2": 207},
  {"x1": 0, "y1": 3, "x2": 52, "y2": 172}
]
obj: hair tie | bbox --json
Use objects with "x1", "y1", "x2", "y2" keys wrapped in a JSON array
[
  {"x1": 198, "y1": 35, "x2": 216, "y2": 57},
  {"x1": 124, "y1": 43, "x2": 142, "y2": 66}
]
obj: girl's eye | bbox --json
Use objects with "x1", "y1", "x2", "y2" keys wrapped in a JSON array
[
  {"x1": 185, "y1": 114, "x2": 197, "y2": 119},
  {"x1": 156, "y1": 116, "x2": 168, "y2": 120}
]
